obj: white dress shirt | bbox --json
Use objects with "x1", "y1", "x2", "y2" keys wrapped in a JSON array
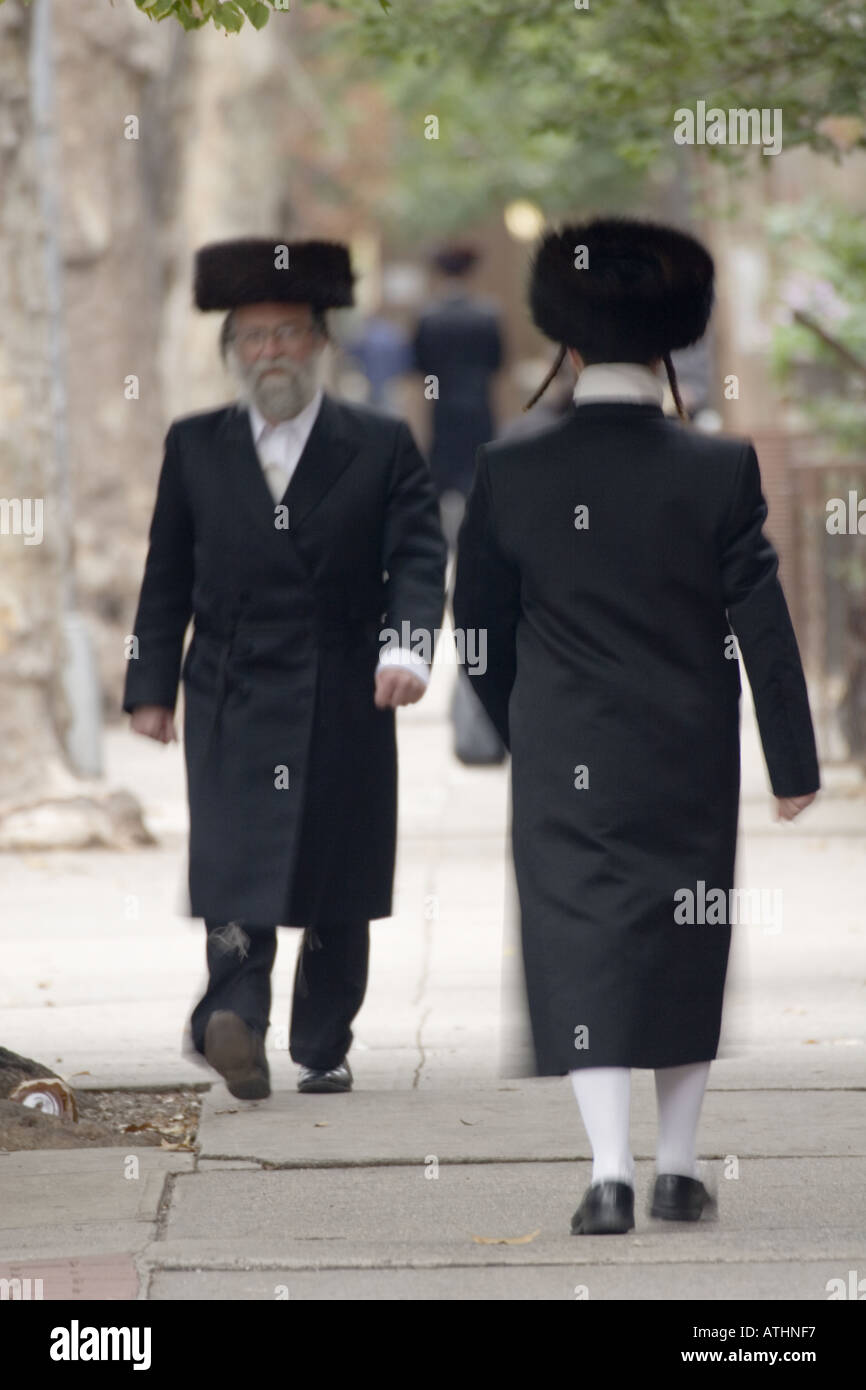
[
  {"x1": 249, "y1": 388, "x2": 324, "y2": 500},
  {"x1": 247, "y1": 392, "x2": 430, "y2": 689},
  {"x1": 573, "y1": 361, "x2": 666, "y2": 406}
]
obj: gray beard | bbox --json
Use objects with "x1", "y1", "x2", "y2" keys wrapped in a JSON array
[{"x1": 229, "y1": 349, "x2": 323, "y2": 422}]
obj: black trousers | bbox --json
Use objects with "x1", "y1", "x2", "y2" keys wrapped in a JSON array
[{"x1": 190, "y1": 919, "x2": 370, "y2": 1072}]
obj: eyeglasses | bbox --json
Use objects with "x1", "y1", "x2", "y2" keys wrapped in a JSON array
[{"x1": 233, "y1": 323, "x2": 315, "y2": 352}]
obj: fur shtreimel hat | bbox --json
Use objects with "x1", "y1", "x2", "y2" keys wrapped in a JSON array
[
  {"x1": 526, "y1": 217, "x2": 714, "y2": 417},
  {"x1": 194, "y1": 238, "x2": 355, "y2": 311}
]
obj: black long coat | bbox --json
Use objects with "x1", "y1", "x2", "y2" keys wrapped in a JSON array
[
  {"x1": 123, "y1": 393, "x2": 446, "y2": 928},
  {"x1": 453, "y1": 400, "x2": 820, "y2": 1075},
  {"x1": 412, "y1": 293, "x2": 503, "y2": 497}
]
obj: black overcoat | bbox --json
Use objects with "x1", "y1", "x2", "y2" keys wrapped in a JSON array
[
  {"x1": 453, "y1": 400, "x2": 820, "y2": 1075},
  {"x1": 412, "y1": 293, "x2": 503, "y2": 497},
  {"x1": 123, "y1": 392, "x2": 446, "y2": 928}
]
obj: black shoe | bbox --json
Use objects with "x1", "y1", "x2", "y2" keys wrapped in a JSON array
[
  {"x1": 650, "y1": 1173, "x2": 716, "y2": 1222},
  {"x1": 571, "y1": 1180, "x2": 635, "y2": 1235},
  {"x1": 297, "y1": 1059, "x2": 352, "y2": 1094},
  {"x1": 204, "y1": 1011, "x2": 270, "y2": 1100}
]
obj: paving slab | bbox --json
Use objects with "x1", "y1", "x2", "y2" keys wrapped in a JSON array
[
  {"x1": 195, "y1": 1080, "x2": 866, "y2": 1166},
  {"x1": 0, "y1": 1221, "x2": 160, "y2": 1262},
  {"x1": 148, "y1": 1259, "x2": 855, "y2": 1301},
  {"x1": 0, "y1": 1149, "x2": 194, "y2": 1261},
  {"x1": 149, "y1": 1158, "x2": 865, "y2": 1272},
  {"x1": 701, "y1": 1049, "x2": 866, "y2": 1091},
  {"x1": 0, "y1": 1253, "x2": 139, "y2": 1300},
  {"x1": 209, "y1": 1041, "x2": 866, "y2": 1093},
  {"x1": 344, "y1": 1047, "x2": 866, "y2": 1092}
]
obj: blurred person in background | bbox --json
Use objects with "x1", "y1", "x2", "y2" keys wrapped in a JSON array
[
  {"x1": 343, "y1": 312, "x2": 413, "y2": 415},
  {"x1": 413, "y1": 242, "x2": 506, "y2": 765}
]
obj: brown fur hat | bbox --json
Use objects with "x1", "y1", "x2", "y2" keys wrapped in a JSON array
[
  {"x1": 528, "y1": 217, "x2": 714, "y2": 362},
  {"x1": 194, "y1": 238, "x2": 355, "y2": 311}
]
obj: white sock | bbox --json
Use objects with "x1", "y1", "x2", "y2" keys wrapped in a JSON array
[
  {"x1": 570, "y1": 1066, "x2": 634, "y2": 1187},
  {"x1": 654, "y1": 1061, "x2": 711, "y2": 1180}
]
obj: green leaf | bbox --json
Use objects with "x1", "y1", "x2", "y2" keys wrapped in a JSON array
[
  {"x1": 236, "y1": 0, "x2": 271, "y2": 28},
  {"x1": 213, "y1": 1, "x2": 245, "y2": 32},
  {"x1": 175, "y1": 5, "x2": 209, "y2": 30}
]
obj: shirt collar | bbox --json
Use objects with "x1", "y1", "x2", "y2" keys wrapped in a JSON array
[
  {"x1": 248, "y1": 386, "x2": 324, "y2": 443},
  {"x1": 573, "y1": 362, "x2": 665, "y2": 407}
]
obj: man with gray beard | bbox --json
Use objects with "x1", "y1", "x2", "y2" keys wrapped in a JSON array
[{"x1": 123, "y1": 239, "x2": 446, "y2": 1098}]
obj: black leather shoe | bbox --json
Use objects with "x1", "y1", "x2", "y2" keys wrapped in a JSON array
[
  {"x1": 204, "y1": 1011, "x2": 270, "y2": 1100},
  {"x1": 297, "y1": 1059, "x2": 352, "y2": 1094},
  {"x1": 571, "y1": 1181, "x2": 635, "y2": 1235},
  {"x1": 650, "y1": 1173, "x2": 716, "y2": 1222}
]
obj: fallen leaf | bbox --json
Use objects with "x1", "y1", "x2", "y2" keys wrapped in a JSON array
[
  {"x1": 458, "y1": 1118, "x2": 476, "y2": 1126},
  {"x1": 122, "y1": 1122, "x2": 158, "y2": 1133},
  {"x1": 314, "y1": 1121, "x2": 330, "y2": 1127},
  {"x1": 214, "y1": 1108, "x2": 239, "y2": 1115},
  {"x1": 471, "y1": 1229, "x2": 541, "y2": 1246}
]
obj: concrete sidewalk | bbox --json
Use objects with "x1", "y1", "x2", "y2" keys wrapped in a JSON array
[
  {"x1": 1, "y1": 657, "x2": 864, "y2": 1300},
  {"x1": 1, "y1": 1081, "x2": 863, "y2": 1300}
]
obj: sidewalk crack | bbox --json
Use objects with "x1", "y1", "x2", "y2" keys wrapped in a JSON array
[
  {"x1": 412, "y1": 1005, "x2": 431, "y2": 1090},
  {"x1": 410, "y1": 880, "x2": 435, "y2": 1088}
]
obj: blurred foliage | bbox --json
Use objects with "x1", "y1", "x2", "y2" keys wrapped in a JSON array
[
  {"x1": 767, "y1": 200, "x2": 866, "y2": 604},
  {"x1": 323, "y1": 0, "x2": 866, "y2": 235},
  {"x1": 6, "y1": 0, "x2": 865, "y2": 234},
  {"x1": 299, "y1": 46, "x2": 653, "y2": 239},
  {"x1": 333, "y1": 0, "x2": 866, "y2": 153},
  {"x1": 767, "y1": 199, "x2": 866, "y2": 455}
]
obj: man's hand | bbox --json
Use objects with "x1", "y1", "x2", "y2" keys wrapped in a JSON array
[
  {"x1": 130, "y1": 705, "x2": 177, "y2": 743},
  {"x1": 775, "y1": 792, "x2": 817, "y2": 822},
  {"x1": 374, "y1": 668, "x2": 427, "y2": 709}
]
